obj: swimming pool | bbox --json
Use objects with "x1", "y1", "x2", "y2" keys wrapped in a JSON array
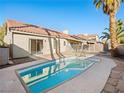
[{"x1": 16, "y1": 58, "x2": 95, "y2": 93}]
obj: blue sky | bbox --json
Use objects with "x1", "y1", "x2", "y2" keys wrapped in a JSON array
[{"x1": 0, "y1": 0, "x2": 124, "y2": 35}]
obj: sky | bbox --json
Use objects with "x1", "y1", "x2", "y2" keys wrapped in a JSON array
[{"x1": 0, "y1": 0, "x2": 124, "y2": 36}]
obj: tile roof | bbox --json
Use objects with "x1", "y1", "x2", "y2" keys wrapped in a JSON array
[
  {"x1": 76, "y1": 34, "x2": 98, "y2": 40},
  {"x1": 6, "y1": 20, "x2": 79, "y2": 41}
]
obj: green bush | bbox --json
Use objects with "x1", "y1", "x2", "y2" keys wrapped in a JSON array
[{"x1": 0, "y1": 24, "x2": 7, "y2": 47}]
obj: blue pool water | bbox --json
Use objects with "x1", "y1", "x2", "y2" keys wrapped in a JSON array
[{"x1": 17, "y1": 58, "x2": 95, "y2": 93}]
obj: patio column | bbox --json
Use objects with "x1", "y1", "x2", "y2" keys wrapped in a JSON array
[
  {"x1": 36, "y1": 39, "x2": 37, "y2": 54},
  {"x1": 89, "y1": 43, "x2": 90, "y2": 52},
  {"x1": 94, "y1": 43, "x2": 95, "y2": 52}
]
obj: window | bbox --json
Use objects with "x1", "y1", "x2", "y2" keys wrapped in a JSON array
[
  {"x1": 37, "y1": 40, "x2": 43, "y2": 54},
  {"x1": 30, "y1": 39, "x2": 43, "y2": 54},
  {"x1": 31, "y1": 39, "x2": 36, "y2": 54},
  {"x1": 64, "y1": 41, "x2": 66, "y2": 46},
  {"x1": 53, "y1": 38, "x2": 57, "y2": 49}
]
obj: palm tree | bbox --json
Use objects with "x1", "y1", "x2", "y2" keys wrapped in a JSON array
[
  {"x1": 100, "y1": 29, "x2": 110, "y2": 43},
  {"x1": 100, "y1": 20, "x2": 124, "y2": 44},
  {"x1": 94, "y1": 0, "x2": 124, "y2": 56},
  {"x1": 116, "y1": 20, "x2": 124, "y2": 43}
]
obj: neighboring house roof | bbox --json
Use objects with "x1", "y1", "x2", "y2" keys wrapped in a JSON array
[
  {"x1": 6, "y1": 20, "x2": 79, "y2": 41},
  {"x1": 76, "y1": 34, "x2": 99, "y2": 42}
]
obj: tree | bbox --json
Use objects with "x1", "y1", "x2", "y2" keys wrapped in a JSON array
[
  {"x1": 0, "y1": 23, "x2": 7, "y2": 47},
  {"x1": 100, "y1": 29, "x2": 110, "y2": 43},
  {"x1": 116, "y1": 20, "x2": 124, "y2": 43},
  {"x1": 94, "y1": 0, "x2": 124, "y2": 56},
  {"x1": 100, "y1": 20, "x2": 124, "y2": 44}
]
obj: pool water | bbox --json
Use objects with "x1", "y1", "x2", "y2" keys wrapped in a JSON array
[{"x1": 17, "y1": 58, "x2": 95, "y2": 93}]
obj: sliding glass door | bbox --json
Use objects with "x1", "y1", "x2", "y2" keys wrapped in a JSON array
[
  {"x1": 37, "y1": 40, "x2": 43, "y2": 54},
  {"x1": 31, "y1": 39, "x2": 37, "y2": 54},
  {"x1": 30, "y1": 39, "x2": 43, "y2": 54}
]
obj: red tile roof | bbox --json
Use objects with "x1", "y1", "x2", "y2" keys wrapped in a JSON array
[
  {"x1": 76, "y1": 34, "x2": 98, "y2": 40},
  {"x1": 6, "y1": 20, "x2": 78, "y2": 41}
]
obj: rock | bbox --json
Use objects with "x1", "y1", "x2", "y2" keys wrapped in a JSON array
[
  {"x1": 117, "y1": 90, "x2": 124, "y2": 93},
  {"x1": 121, "y1": 72, "x2": 124, "y2": 80},
  {"x1": 104, "y1": 84, "x2": 117, "y2": 93},
  {"x1": 116, "y1": 80, "x2": 124, "y2": 91},
  {"x1": 110, "y1": 71, "x2": 121, "y2": 79},
  {"x1": 108, "y1": 78, "x2": 118, "y2": 86},
  {"x1": 113, "y1": 65, "x2": 124, "y2": 72},
  {"x1": 101, "y1": 91, "x2": 108, "y2": 93}
]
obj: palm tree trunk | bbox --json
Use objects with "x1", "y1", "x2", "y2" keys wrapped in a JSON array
[{"x1": 109, "y1": 12, "x2": 118, "y2": 56}]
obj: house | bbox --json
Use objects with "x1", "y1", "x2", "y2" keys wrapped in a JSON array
[
  {"x1": 76, "y1": 34, "x2": 103, "y2": 52},
  {"x1": 4, "y1": 20, "x2": 82, "y2": 59}
]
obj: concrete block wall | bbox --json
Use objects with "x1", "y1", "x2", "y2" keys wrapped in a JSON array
[{"x1": 0, "y1": 48, "x2": 9, "y2": 65}]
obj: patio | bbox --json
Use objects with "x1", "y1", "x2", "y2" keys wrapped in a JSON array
[{"x1": 0, "y1": 53, "x2": 116, "y2": 93}]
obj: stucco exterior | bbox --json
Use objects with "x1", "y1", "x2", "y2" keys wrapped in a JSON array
[
  {"x1": 4, "y1": 30, "x2": 72, "y2": 58},
  {"x1": 4, "y1": 20, "x2": 104, "y2": 59},
  {"x1": 4, "y1": 30, "x2": 104, "y2": 59}
]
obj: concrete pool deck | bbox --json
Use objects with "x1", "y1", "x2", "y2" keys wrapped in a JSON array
[{"x1": 0, "y1": 55, "x2": 116, "y2": 93}]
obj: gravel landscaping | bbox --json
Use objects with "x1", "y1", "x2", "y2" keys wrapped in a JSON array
[{"x1": 101, "y1": 56, "x2": 124, "y2": 93}]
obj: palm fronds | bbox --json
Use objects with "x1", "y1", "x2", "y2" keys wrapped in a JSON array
[
  {"x1": 101, "y1": 20, "x2": 124, "y2": 44},
  {"x1": 0, "y1": 23, "x2": 7, "y2": 47},
  {"x1": 93, "y1": 0, "x2": 124, "y2": 14}
]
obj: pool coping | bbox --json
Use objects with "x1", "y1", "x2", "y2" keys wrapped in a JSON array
[
  {"x1": 16, "y1": 56, "x2": 76, "y2": 72},
  {"x1": 15, "y1": 56, "x2": 97, "y2": 93},
  {"x1": 15, "y1": 70, "x2": 32, "y2": 93},
  {"x1": 14, "y1": 57, "x2": 76, "y2": 93},
  {"x1": 44, "y1": 61, "x2": 96, "y2": 93},
  {"x1": 46, "y1": 56, "x2": 116, "y2": 93},
  {"x1": 0, "y1": 54, "x2": 114, "y2": 93}
]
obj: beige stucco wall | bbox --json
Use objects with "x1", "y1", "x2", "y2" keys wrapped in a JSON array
[
  {"x1": 4, "y1": 30, "x2": 104, "y2": 58},
  {"x1": 11, "y1": 32, "x2": 68, "y2": 58},
  {"x1": 0, "y1": 48, "x2": 9, "y2": 65},
  {"x1": 66, "y1": 42, "x2": 84, "y2": 53},
  {"x1": 4, "y1": 30, "x2": 12, "y2": 45},
  {"x1": 95, "y1": 43, "x2": 104, "y2": 52},
  {"x1": 60, "y1": 39, "x2": 68, "y2": 52}
]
